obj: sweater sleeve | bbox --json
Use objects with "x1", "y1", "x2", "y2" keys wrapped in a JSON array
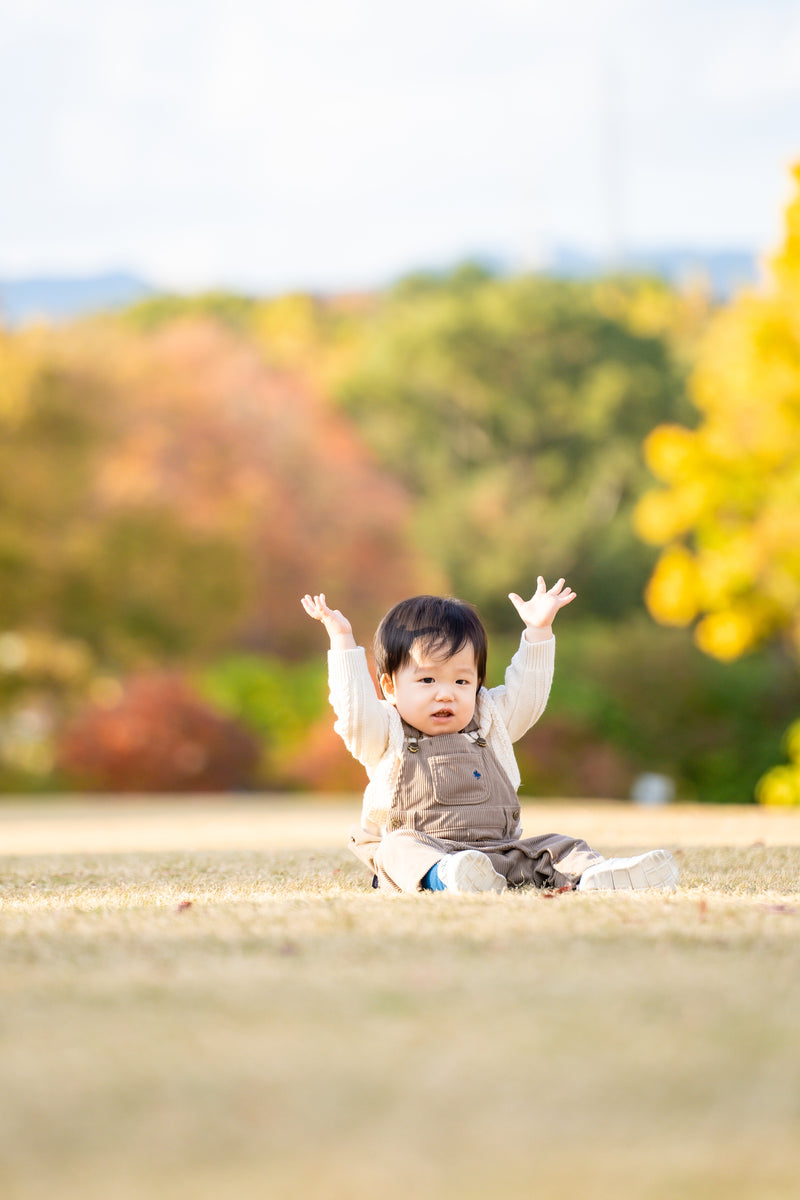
[
  {"x1": 327, "y1": 646, "x2": 391, "y2": 770},
  {"x1": 486, "y1": 633, "x2": 555, "y2": 743}
]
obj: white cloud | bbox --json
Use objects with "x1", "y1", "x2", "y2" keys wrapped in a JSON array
[
  {"x1": 0, "y1": 0, "x2": 798, "y2": 288},
  {"x1": 702, "y1": 11, "x2": 800, "y2": 104}
]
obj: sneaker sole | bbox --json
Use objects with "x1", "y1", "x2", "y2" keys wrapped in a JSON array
[
  {"x1": 446, "y1": 850, "x2": 507, "y2": 893},
  {"x1": 579, "y1": 849, "x2": 679, "y2": 892}
]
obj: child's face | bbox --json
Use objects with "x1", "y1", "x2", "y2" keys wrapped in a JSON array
[{"x1": 380, "y1": 641, "x2": 479, "y2": 736}]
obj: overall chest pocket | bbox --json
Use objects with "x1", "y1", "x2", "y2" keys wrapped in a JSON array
[{"x1": 427, "y1": 749, "x2": 491, "y2": 806}]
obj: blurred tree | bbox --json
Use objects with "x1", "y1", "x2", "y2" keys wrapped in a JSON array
[
  {"x1": 0, "y1": 315, "x2": 428, "y2": 663},
  {"x1": 56, "y1": 672, "x2": 260, "y2": 792},
  {"x1": 0, "y1": 312, "x2": 430, "y2": 790},
  {"x1": 250, "y1": 291, "x2": 371, "y2": 392},
  {"x1": 124, "y1": 290, "x2": 256, "y2": 333},
  {"x1": 634, "y1": 163, "x2": 800, "y2": 803},
  {"x1": 126, "y1": 288, "x2": 371, "y2": 393},
  {"x1": 0, "y1": 327, "x2": 248, "y2": 662},
  {"x1": 9, "y1": 263, "x2": 778, "y2": 803},
  {"x1": 336, "y1": 266, "x2": 698, "y2": 629},
  {"x1": 97, "y1": 316, "x2": 432, "y2": 656},
  {"x1": 0, "y1": 326, "x2": 41, "y2": 425},
  {"x1": 196, "y1": 653, "x2": 327, "y2": 786},
  {"x1": 520, "y1": 617, "x2": 797, "y2": 804}
]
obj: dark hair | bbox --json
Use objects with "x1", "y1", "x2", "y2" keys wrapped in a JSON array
[{"x1": 373, "y1": 595, "x2": 488, "y2": 692}]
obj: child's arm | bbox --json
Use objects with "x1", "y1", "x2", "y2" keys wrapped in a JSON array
[
  {"x1": 487, "y1": 577, "x2": 575, "y2": 741},
  {"x1": 508, "y1": 576, "x2": 576, "y2": 641},
  {"x1": 301, "y1": 592, "x2": 390, "y2": 768}
]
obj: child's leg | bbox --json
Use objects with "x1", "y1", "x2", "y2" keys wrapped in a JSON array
[
  {"x1": 422, "y1": 850, "x2": 507, "y2": 894},
  {"x1": 492, "y1": 835, "x2": 679, "y2": 891},
  {"x1": 490, "y1": 832, "x2": 603, "y2": 889},
  {"x1": 373, "y1": 831, "x2": 449, "y2": 894},
  {"x1": 577, "y1": 849, "x2": 679, "y2": 891},
  {"x1": 348, "y1": 825, "x2": 382, "y2": 875}
]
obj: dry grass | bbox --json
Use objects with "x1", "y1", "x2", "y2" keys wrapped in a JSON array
[{"x1": 1, "y1": 797, "x2": 799, "y2": 1200}]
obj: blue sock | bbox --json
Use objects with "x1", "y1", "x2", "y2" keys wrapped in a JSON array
[{"x1": 421, "y1": 860, "x2": 447, "y2": 891}]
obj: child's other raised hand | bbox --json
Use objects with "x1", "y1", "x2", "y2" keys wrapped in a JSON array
[
  {"x1": 508, "y1": 577, "x2": 576, "y2": 639},
  {"x1": 301, "y1": 594, "x2": 357, "y2": 649}
]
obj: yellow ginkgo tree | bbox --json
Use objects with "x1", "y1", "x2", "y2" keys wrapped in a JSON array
[{"x1": 635, "y1": 162, "x2": 800, "y2": 804}]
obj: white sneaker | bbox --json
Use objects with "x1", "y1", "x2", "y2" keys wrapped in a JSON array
[
  {"x1": 577, "y1": 849, "x2": 679, "y2": 892},
  {"x1": 438, "y1": 850, "x2": 507, "y2": 894}
]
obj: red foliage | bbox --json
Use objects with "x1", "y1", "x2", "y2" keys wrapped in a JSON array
[
  {"x1": 280, "y1": 717, "x2": 368, "y2": 793},
  {"x1": 57, "y1": 672, "x2": 260, "y2": 793},
  {"x1": 517, "y1": 717, "x2": 633, "y2": 800},
  {"x1": 95, "y1": 319, "x2": 435, "y2": 657}
]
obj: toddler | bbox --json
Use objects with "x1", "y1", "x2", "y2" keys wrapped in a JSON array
[{"x1": 301, "y1": 581, "x2": 678, "y2": 894}]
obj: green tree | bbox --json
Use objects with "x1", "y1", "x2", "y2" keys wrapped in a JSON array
[
  {"x1": 0, "y1": 330, "x2": 248, "y2": 662},
  {"x1": 0, "y1": 311, "x2": 431, "y2": 790},
  {"x1": 337, "y1": 268, "x2": 697, "y2": 629}
]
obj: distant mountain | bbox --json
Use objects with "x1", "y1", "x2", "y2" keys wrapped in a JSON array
[
  {"x1": 0, "y1": 271, "x2": 156, "y2": 326},
  {"x1": 0, "y1": 248, "x2": 762, "y2": 328},
  {"x1": 545, "y1": 245, "x2": 761, "y2": 298}
]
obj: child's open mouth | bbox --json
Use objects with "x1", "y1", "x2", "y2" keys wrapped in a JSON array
[{"x1": 432, "y1": 709, "x2": 454, "y2": 718}]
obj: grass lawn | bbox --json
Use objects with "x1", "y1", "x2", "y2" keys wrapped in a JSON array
[{"x1": 1, "y1": 797, "x2": 799, "y2": 1200}]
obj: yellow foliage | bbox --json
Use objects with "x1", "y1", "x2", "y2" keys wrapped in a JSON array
[
  {"x1": 638, "y1": 487, "x2": 695, "y2": 544},
  {"x1": 755, "y1": 764, "x2": 800, "y2": 806},
  {"x1": 771, "y1": 162, "x2": 800, "y2": 294},
  {"x1": 642, "y1": 423, "x2": 696, "y2": 482},
  {"x1": 638, "y1": 162, "x2": 800, "y2": 658},
  {"x1": 251, "y1": 294, "x2": 366, "y2": 390},
  {"x1": 635, "y1": 162, "x2": 800, "y2": 804},
  {"x1": 590, "y1": 276, "x2": 712, "y2": 352},
  {"x1": 693, "y1": 609, "x2": 760, "y2": 662},
  {"x1": 694, "y1": 537, "x2": 759, "y2": 608},
  {"x1": 634, "y1": 484, "x2": 703, "y2": 544},
  {"x1": 784, "y1": 718, "x2": 800, "y2": 763},
  {"x1": 755, "y1": 717, "x2": 800, "y2": 807},
  {"x1": 252, "y1": 294, "x2": 318, "y2": 363},
  {"x1": 644, "y1": 545, "x2": 699, "y2": 626},
  {"x1": 0, "y1": 629, "x2": 93, "y2": 682},
  {"x1": 0, "y1": 331, "x2": 39, "y2": 426},
  {"x1": 634, "y1": 489, "x2": 682, "y2": 545}
]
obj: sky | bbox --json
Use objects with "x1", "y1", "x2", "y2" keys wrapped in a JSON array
[{"x1": 1, "y1": 0, "x2": 799, "y2": 293}]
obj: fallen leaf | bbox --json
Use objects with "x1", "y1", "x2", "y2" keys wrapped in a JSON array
[{"x1": 542, "y1": 885, "x2": 573, "y2": 899}]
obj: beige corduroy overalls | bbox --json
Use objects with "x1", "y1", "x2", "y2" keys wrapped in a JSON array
[{"x1": 349, "y1": 720, "x2": 602, "y2": 893}]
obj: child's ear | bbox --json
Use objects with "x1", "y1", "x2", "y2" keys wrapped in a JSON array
[{"x1": 380, "y1": 673, "x2": 396, "y2": 702}]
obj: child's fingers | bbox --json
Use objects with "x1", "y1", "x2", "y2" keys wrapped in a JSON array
[{"x1": 301, "y1": 594, "x2": 327, "y2": 619}]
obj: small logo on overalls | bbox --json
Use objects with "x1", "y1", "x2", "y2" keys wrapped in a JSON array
[{"x1": 473, "y1": 770, "x2": 481, "y2": 779}]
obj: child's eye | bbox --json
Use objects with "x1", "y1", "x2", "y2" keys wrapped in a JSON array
[{"x1": 420, "y1": 677, "x2": 435, "y2": 684}]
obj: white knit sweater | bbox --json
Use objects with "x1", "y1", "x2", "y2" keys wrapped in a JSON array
[{"x1": 327, "y1": 633, "x2": 556, "y2": 835}]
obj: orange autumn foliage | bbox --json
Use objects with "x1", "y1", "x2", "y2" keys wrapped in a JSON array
[
  {"x1": 57, "y1": 672, "x2": 260, "y2": 792},
  {"x1": 66, "y1": 316, "x2": 433, "y2": 658}
]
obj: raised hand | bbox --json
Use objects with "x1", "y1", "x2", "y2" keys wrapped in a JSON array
[
  {"x1": 508, "y1": 577, "x2": 576, "y2": 635},
  {"x1": 301, "y1": 593, "x2": 357, "y2": 649}
]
